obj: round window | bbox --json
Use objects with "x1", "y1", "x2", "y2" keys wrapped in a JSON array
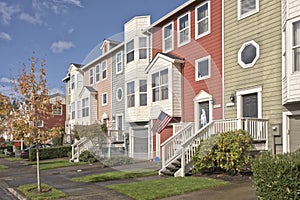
[{"x1": 116, "y1": 88, "x2": 123, "y2": 101}]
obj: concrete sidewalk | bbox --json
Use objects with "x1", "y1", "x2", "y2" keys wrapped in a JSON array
[{"x1": 0, "y1": 158, "x2": 257, "y2": 200}]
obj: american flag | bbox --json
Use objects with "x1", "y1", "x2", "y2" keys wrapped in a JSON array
[{"x1": 152, "y1": 111, "x2": 172, "y2": 133}]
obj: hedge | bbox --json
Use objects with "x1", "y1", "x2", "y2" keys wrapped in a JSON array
[
  {"x1": 29, "y1": 145, "x2": 71, "y2": 161},
  {"x1": 252, "y1": 151, "x2": 300, "y2": 199}
]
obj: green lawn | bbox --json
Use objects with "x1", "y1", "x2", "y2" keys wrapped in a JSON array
[
  {"x1": 27, "y1": 159, "x2": 87, "y2": 170},
  {"x1": 72, "y1": 170, "x2": 157, "y2": 182},
  {"x1": 108, "y1": 177, "x2": 228, "y2": 200},
  {"x1": 18, "y1": 183, "x2": 67, "y2": 200},
  {"x1": 0, "y1": 164, "x2": 8, "y2": 170},
  {"x1": 5, "y1": 157, "x2": 24, "y2": 161}
]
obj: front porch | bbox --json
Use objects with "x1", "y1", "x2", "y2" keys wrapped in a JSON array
[{"x1": 159, "y1": 118, "x2": 268, "y2": 177}]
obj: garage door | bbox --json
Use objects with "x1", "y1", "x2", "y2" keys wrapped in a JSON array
[
  {"x1": 290, "y1": 115, "x2": 300, "y2": 152},
  {"x1": 133, "y1": 128, "x2": 148, "y2": 159}
]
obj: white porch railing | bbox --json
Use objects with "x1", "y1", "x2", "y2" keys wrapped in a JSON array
[
  {"x1": 108, "y1": 130, "x2": 124, "y2": 143},
  {"x1": 160, "y1": 122, "x2": 194, "y2": 172},
  {"x1": 70, "y1": 137, "x2": 90, "y2": 162},
  {"x1": 160, "y1": 118, "x2": 269, "y2": 177}
]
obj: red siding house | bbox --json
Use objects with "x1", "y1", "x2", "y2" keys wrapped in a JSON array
[{"x1": 147, "y1": 0, "x2": 223, "y2": 158}]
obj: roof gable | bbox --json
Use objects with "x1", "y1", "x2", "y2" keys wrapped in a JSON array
[{"x1": 145, "y1": 52, "x2": 184, "y2": 73}]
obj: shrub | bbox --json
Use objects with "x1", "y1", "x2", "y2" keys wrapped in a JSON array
[
  {"x1": 193, "y1": 130, "x2": 253, "y2": 175},
  {"x1": 79, "y1": 151, "x2": 97, "y2": 163},
  {"x1": 102, "y1": 156, "x2": 134, "y2": 167},
  {"x1": 29, "y1": 145, "x2": 71, "y2": 161},
  {"x1": 252, "y1": 151, "x2": 300, "y2": 199}
]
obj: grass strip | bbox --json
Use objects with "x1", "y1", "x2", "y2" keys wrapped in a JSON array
[
  {"x1": 108, "y1": 177, "x2": 228, "y2": 200},
  {"x1": 18, "y1": 183, "x2": 67, "y2": 200},
  {"x1": 0, "y1": 164, "x2": 8, "y2": 170},
  {"x1": 5, "y1": 157, "x2": 24, "y2": 161},
  {"x1": 28, "y1": 159, "x2": 87, "y2": 170},
  {"x1": 72, "y1": 170, "x2": 157, "y2": 182}
]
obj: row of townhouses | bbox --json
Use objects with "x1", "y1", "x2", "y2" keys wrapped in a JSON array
[{"x1": 63, "y1": 0, "x2": 300, "y2": 174}]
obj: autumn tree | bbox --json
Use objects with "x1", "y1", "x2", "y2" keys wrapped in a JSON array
[
  {"x1": 0, "y1": 93, "x2": 12, "y2": 137},
  {"x1": 9, "y1": 55, "x2": 61, "y2": 192}
]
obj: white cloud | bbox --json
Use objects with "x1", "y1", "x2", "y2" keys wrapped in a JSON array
[
  {"x1": 0, "y1": 32, "x2": 12, "y2": 41},
  {"x1": 19, "y1": 12, "x2": 43, "y2": 25},
  {"x1": 49, "y1": 87, "x2": 64, "y2": 95},
  {"x1": 68, "y1": 28, "x2": 74, "y2": 34},
  {"x1": 50, "y1": 41, "x2": 75, "y2": 53},
  {"x1": 0, "y1": 1, "x2": 20, "y2": 24},
  {"x1": 32, "y1": 0, "x2": 83, "y2": 15},
  {"x1": 61, "y1": 0, "x2": 83, "y2": 8},
  {"x1": 0, "y1": 77, "x2": 12, "y2": 83}
]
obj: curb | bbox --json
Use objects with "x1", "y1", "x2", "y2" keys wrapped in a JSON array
[{"x1": 7, "y1": 188, "x2": 28, "y2": 200}]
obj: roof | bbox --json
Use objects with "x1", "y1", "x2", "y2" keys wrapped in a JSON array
[
  {"x1": 84, "y1": 86, "x2": 97, "y2": 93},
  {"x1": 49, "y1": 93, "x2": 65, "y2": 98},
  {"x1": 145, "y1": 52, "x2": 184, "y2": 73},
  {"x1": 149, "y1": 0, "x2": 196, "y2": 28},
  {"x1": 70, "y1": 63, "x2": 83, "y2": 68}
]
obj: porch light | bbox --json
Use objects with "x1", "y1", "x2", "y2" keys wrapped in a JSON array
[{"x1": 230, "y1": 95, "x2": 235, "y2": 103}]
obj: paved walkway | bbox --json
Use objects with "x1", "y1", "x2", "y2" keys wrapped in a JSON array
[{"x1": 0, "y1": 158, "x2": 257, "y2": 200}]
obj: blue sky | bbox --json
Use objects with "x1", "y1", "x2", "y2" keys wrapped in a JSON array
[{"x1": 0, "y1": 0, "x2": 187, "y2": 96}]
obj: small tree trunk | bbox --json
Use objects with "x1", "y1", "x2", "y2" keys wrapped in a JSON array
[{"x1": 36, "y1": 148, "x2": 41, "y2": 192}]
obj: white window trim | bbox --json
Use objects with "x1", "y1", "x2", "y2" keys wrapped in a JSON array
[
  {"x1": 89, "y1": 68, "x2": 94, "y2": 85},
  {"x1": 95, "y1": 64, "x2": 100, "y2": 83},
  {"x1": 36, "y1": 120, "x2": 44, "y2": 128},
  {"x1": 139, "y1": 37, "x2": 148, "y2": 60},
  {"x1": 237, "y1": 0, "x2": 259, "y2": 20},
  {"x1": 152, "y1": 69, "x2": 169, "y2": 102},
  {"x1": 126, "y1": 81, "x2": 135, "y2": 108},
  {"x1": 238, "y1": 40, "x2": 260, "y2": 68},
  {"x1": 116, "y1": 87, "x2": 123, "y2": 102},
  {"x1": 52, "y1": 105, "x2": 63, "y2": 115},
  {"x1": 102, "y1": 60, "x2": 107, "y2": 80},
  {"x1": 162, "y1": 22, "x2": 174, "y2": 52},
  {"x1": 236, "y1": 86, "x2": 262, "y2": 119},
  {"x1": 116, "y1": 51, "x2": 123, "y2": 74},
  {"x1": 139, "y1": 79, "x2": 147, "y2": 106},
  {"x1": 195, "y1": 55, "x2": 211, "y2": 81},
  {"x1": 102, "y1": 92, "x2": 108, "y2": 106},
  {"x1": 291, "y1": 19, "x2": 300, "y2": 73},
  {"x1": 177, "y1": 12, "x2": 191, "y2": 47},
  {"x1": 126, "y1": 39, "x2": 134, "y2": 63},
  {"x1": 195, "y1": 1, "x2": 211, "y2": 40}
]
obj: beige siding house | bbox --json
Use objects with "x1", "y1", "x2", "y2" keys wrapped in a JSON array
[{"x1": 224, "y1": 0, "x2": 283, "y2": 153}]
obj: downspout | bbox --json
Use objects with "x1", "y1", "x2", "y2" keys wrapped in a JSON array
[{"x1": 222, "y1": 0, "x2": 225, "y2": 119}]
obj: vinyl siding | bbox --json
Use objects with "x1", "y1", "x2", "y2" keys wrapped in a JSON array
[
  {"x1": 151, "y1": 0, "x2": 223, "y2": 123},
  {"x1": 224, "y1": 0, "x2": 283, "y2": 151}
]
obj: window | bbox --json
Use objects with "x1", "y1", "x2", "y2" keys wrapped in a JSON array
[
  {"x1": 163, "y1": 22, "x2": 173, "y2": 52},
  {"x1": 293, "y1": 21, "x2": 300, "y2": 72},
  {"x1": 53, "y1": 105, "x2": 62, "y2": 115},
  {"x1": 77, "y1": 101, "x2": 81, "y2": 118},
  {"x1": 95, "y1": 64, "x2": 100, "y2": 82},
  {"x1": 116, "y1": 87, "x2": 123, "y2": 102},
  {"x1": 36, "y1": 120, "x2": 44, "y2": 128},
  {"x1": 238, "y1": 0, "x2": 259, "y2": 19},
  {"x1": 127, "y1": 81, "x2": 135, "y2": 107},
  {"x1": 89, "y1": 68, "x2": 94, "y2": 85},
  {"x1": 102, "y1": 93, "x2": 108, "y2": 105},
  {"x1": 139, "y1": 80, "x2": 147, "y2": 106},
  {"x1": 82, "y1": 97, "x2": 89, "y2": 117},
  {"x1": 178, "y1": 12, "x2": 190, "y2": 46},
  {"x1": 139, "y1": 37, "x2": 147, "y2": 59},
  {"x1": 126, "y1": 39, "x2": 134, "y2": 63},
  {"x1": 195, "y1": 2, "x2": 210, "y2": 39},
  {"x1": 71, "y1": 102, "x2": 75, "y2": 119},
  {"x1": 152, "y1": 69, "x2": 168, "y2": 102},
  {"x1": 195, "y1": 55, "x2": 211, "y2": 81},
  {"x1": 102, "y1": 60, "x2": 107, "y2": 80},
  {"x1": 238, "y1": 40, "x2": 259, "y2": 68},
  {"x1": 70, "y1": 75, "x2": 75, "y2": 90},
  {"x1": 116, "y1": 51, "x2": 123, "y2": 74},
  {"x1": 77, "y1": 74, "x2": 83, "y2": 88}
]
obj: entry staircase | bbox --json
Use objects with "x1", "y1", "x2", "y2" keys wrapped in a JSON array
[
  {"x1": 70, "y1": 130, "x2": 124, "y2": 162},
  {"x1": 159, "y1": 118, "x2": 268, "y2": 177}
]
